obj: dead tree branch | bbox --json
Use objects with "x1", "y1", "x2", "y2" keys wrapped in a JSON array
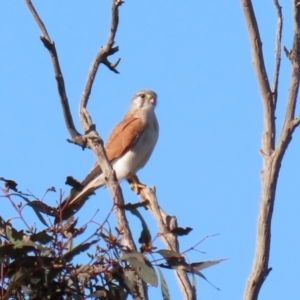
[
  {"x1": 271, "y1": 0, "x2": 283, "y2": 108},
  {"x1": 25, "y1": 1, "x2": 148, "y2": 299},
  {"x1": 242, "y1": 1, "x2": 300, "y2": 299},
  {"x1": 139, "y1": 188, "x2": 194, "y2": 300},
  {"x1": 80, "y1": 2, "x2": 121, "y2": 119},
  {"x1": 75, "y1": 0, "x2": 137, "y2": 254},
  {"x1": 25, "y1": 0, "x2": 79, "y2": 139}
]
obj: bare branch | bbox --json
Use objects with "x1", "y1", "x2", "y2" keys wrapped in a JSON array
[
  {"x1": 24, "y1": 0, "x2": 80, "y2": 139},
  {"x1": 139, "y1": 188, "x2": 194, "y2": 300},
  {"x1": 25, "y1": 0, "x2": 50, "y2": 41},
  {"x1": 25, "y1": 2, "x2": 145, "y2": 297},
  {"x1": 271, "y1": 0, "x2": 283, "y2": 108},
  {"x1": 83, "y1": 131, "x2": 149, "y2": 299},
  {"x1": 80, "y1": 0, "x2": 123, "y2": 126},
  {"x1": 240, "y1": 0, "x2": 275, "y2": 152},
  {"x1": 73, "y1": 1, "x2": 148, "y2": 298},
  {"x1": 26, "y1": 0, "x2": 135, "y2": 256},
  {"x1": 282, "y1": 0, "x2": 300, "y2": 126},
  {"x1": 243, "y1": 1, "x2": 300, "y2": 300},
  {"x1": 291, "y1": 116, "x2": 300, "y2": 127}
]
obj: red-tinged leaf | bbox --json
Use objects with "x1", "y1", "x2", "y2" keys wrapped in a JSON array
[
  {"x1": 119, "y1": 200, "x2": 149, "y2": 210},
  {"x1": 46, "y1": 186, "x2": 56, "y2": 193},
  {"x1": 129, "y1": 208, "x2": 152, "y2": 247},
  {"x1": 63, "y1": 239, "x2": 99, "y2": 262},
  {"x1": 30, "y1": 231, "x2": 53, "y2": 244},
  {"x1": 138, "y1": 228, "x2": 152, "y2": 248},
  {"x1": 0, "y1": 177, "x2": 18, "y2": 191},
  {"x1": 8, "y1": 194, "x2": 52, "y2": 226},
  {"x1": 170, "y1": 226, "x2": 193, "y2": 236},
  {"x1": 26, "y1": 201, "x2": 53, "y2": 226},
  {"x1": 65, "y1": 176, "x2": 82, "y2": 190},
  {"x1": 26, "y1": 200, "x2": 56, "y2": 216}
]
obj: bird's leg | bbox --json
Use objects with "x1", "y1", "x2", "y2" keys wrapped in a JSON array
[{"x1": 127, "y1": 175, "x2": 146, "y2": 194}]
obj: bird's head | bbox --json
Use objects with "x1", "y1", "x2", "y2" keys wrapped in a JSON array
[{"x1": 130, "y1": 89, "x2": 157, "y2": 113}]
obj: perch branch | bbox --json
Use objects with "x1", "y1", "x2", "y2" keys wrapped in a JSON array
[
  {"x1": 139, "y1": 188, "x2": 194, "y2": 300},
  {"x1": 25, "y1": 1, "x2": 146, "y2": 298},
  {"x1": 25, "y1": 0, "x2": 80, "y2": 139},
  {"x1": 77, "y1": 2, "x2": 147, "y2": 298},
  {"x1": 76, "y1": 0, "x2": 136, "y2": 252}
]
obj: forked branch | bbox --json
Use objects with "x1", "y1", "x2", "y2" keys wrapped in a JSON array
[
  {"x1": 24, "y1": 2, "x2": 147, "y2": 298},
  {"x1": 242, "y1": 1, "x2": 300, "y2": 299},
  {"x1": 80, "y1": 1, "x2": 123, "y2": 127}
]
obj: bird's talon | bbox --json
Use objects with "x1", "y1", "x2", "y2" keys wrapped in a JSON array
[
  {"x1": 130, "y1": 182, "x2": 146, "y2": 194},
  {"x1": 128, "y1": 175, "x2": 146, "y2": 194}
]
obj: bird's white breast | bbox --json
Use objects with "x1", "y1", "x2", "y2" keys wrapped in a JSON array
[{"x1": 112, "y1": 110, "x2": 158, "y2": 180}]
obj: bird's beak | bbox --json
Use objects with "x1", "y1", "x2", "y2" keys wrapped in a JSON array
[{"x1": 149, "y1": 97, "x2": 155, "y2": 105}]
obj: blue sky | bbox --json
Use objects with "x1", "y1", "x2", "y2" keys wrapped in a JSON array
[{"x1": 1, "y1": 1, "x2": 299, "y2": 299}]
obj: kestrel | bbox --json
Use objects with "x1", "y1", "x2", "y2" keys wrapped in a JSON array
[{"x1": 59, "y1": 89, "x2": 159, "y2": 218}]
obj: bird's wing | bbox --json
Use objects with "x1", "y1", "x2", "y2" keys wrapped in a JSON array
[
  {"x1": 105, "y1": 115, "x2": 145, "y2": 161},
  {"x1": 57, "y1": 115, "x2": 145, "y2": 222},
  {"x1": 81, "y1": 115, "x2": 144, "y2": 186}
]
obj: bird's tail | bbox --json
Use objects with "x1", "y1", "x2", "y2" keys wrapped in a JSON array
[{"x1": 56, "y1": 163, "x2": 104, "y2": 222}]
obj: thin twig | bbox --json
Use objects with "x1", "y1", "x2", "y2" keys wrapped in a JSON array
[
  {"x1": 25, "y1": 0, "x2": 50, "y2": 40},
  {"x1": 24, "y1": 0, "x2": 80, "y2": 139},
  {"x1": 80, "y1": 0, "x2": 123, "y2": 125},
  {"x1": 282, "y1": 0, "x2": 300, "y2": 126},
  {"x1": 240, "y1": 0, "x2": 275, "y2": 152},
  {"x1": 271, "y1": 0, "x2": 283, "y2": 108}
]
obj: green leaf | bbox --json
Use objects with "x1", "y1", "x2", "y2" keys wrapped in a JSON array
[
  {"x1": 157, "y1": 267, "x2": 170, "y2": 300},
  {"x1": 120, "y1": 251, "x2": 158, "y2": 287},
  {"x1": 26, "y1": 200, "x2": 55, "y2": 226},
  {"x1": 191, "y1": 258, "x2": 227, "y2": 271},
  {"x1": 123, "y1": 269, "x2": 137, "y2": 294},
  {"x1": 9, "y1": 193, "x2": 51, "y2": 226},
  {"x1": 6, "y1": 227, "x2": 24, "y2": 243},
  {"x1": 63, "y1": 239, "x2": 99, "y2": 262},
  {"x1": 30, "y1": 277, "x2": 42, "y2": 284},
  {"x1": 156, "y1": 249, "x2": 182, "y2": 259},
  {"x1": 6, "y1": 270, "x2": 27, "y2": 298},
  {"x1": 30, "y1": 231, "x2": 53, "y2": 244}
]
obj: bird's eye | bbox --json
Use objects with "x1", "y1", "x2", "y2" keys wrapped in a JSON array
[{"x1": 140, "y1": 93, "x2": 146, "y2": 99}]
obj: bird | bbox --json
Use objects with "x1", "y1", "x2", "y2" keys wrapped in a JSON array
[{"x1": 57, "y1": 89, "x2": 159, "y2": 220}]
